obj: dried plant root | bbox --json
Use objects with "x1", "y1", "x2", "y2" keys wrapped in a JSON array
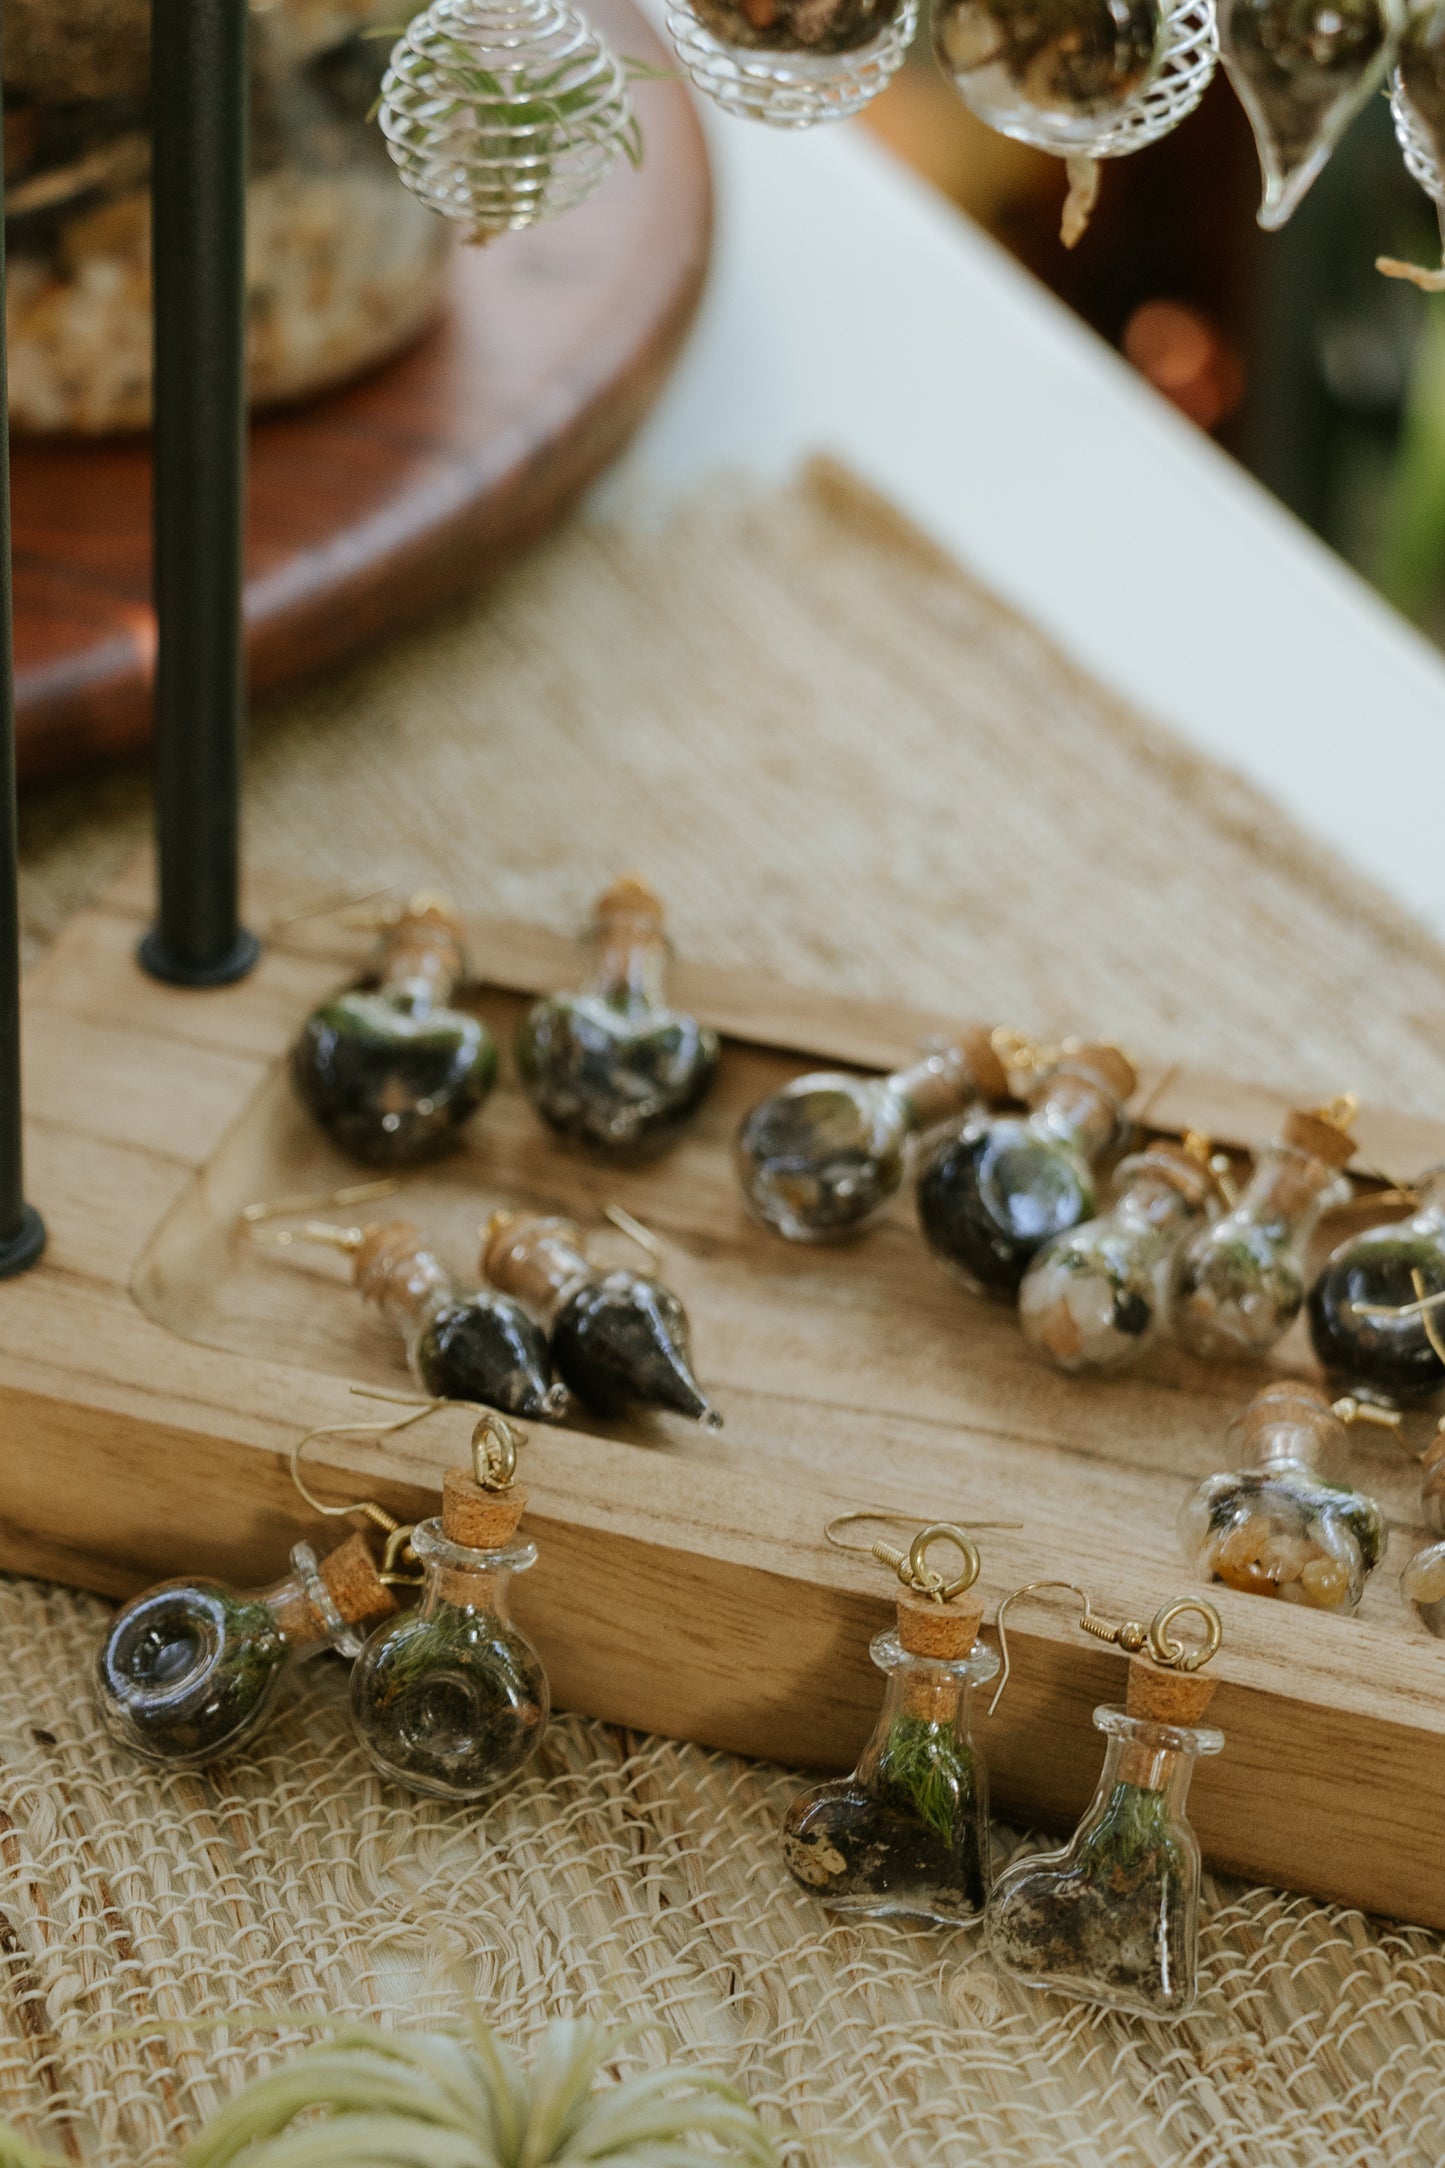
[{"x1": 1061, "y1": 156, "x2": 1100, "y2": 248}]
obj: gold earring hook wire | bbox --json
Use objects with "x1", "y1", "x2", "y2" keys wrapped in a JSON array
[
  {"x1": 988, "y1": 1581, "x2": 1222, "y2": 1717},
  {"x1": 603, "y1": 1203, "x2": 665, "y2": 1266},
  {"x1": 240, "y1": 1180, "x2": 399, "y2": 1244},
  {"x1": 824, "y1": 1508, "x2": 1018, "y2": 1605},
  {"x1": 1349, "y1": 1267, "x2": 1445, "y2": 1369},
  {"x1": 268, "y1": 877, "x2": 404, "y2": 936}
]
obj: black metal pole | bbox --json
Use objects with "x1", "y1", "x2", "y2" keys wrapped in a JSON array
[
  {"x1": 139, "y1": 0, "x2": 259, "y2": 986},
  {"x1": 0, "y1": 20, "x2": 45, "y2": 1280}
]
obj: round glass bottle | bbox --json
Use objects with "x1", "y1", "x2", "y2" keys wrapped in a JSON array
[
  {"x1": 667, "y1": 0, "x2": 917, "y2": 128},
  {"x1": 1019, "y1": 1137, "x2": 1215, "y2": 1372},
  {"x1": 291, "y1": 894, "x2": 498, "y2": 1167},
  {"x1": 1179, "y1": 1382, "x2": 1387, "y2": 1613},
  {"x1": 482, "y1": 1210, "x2": 722, "y2": 1427},
  {"x1": 737, "y1": 1028, "x2": 1009, "y2": 1243},
  {"x1": 986, "y1": 1656, "x2": 1223, "y2": 2020},
  {"x1": 350, "y1": 1467, "x2": 549, "y2": 1799},
  {"x1": 1173, "y1": 1105, "x2": 1356, "y2": 1360},
  {"x1": 916, "y1": 1043, "x2": 1136, "y2": 1297},
  {"x1": 97, "y1": 1533, "x2": 394, "y2": 1766},
  {"x1": 517, "y1": 876, "x2": 718, "y2": 1157},
  {"x1": 1307, "y1": 1166, "x2": 1445, "y2": 1406},
  {"x1": 782, "y1": 1587, "x2": 996, "y2": 1923}
]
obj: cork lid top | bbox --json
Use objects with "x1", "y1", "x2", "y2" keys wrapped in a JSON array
[
  {"x1": 1063, "y1": 1042, "x2": 1137, "y2": 1104},
  {"x1": 595, "y1": 874, "x2": 665, "y2": 930},
  {"x1": 351, "y1": 1219, "x2": 425, "y2": 1280},
  {"x1": 958, "y1": 1026, "x2": 1011, "y2": 1106},
  {"x1": 1125, "y1": 1653, "x2": 1219, "y2": 1725},
  {"x1": 318, "y1": 1532, "x2": 397, "y2": 1626},
  {"x1": 442, "y1": 1467, "x2": 528, "y2": 1551},
  {"x1": 1283, "y1": 1106, "x2": 1357, "y2": 1170},
  {"x1": 398, "y1": 890, "x2": 464, "y2": 936},
  {"x1": 480, "y1": 1208, "x2": 583, "y2": 1277},
  {"x1": 896, "y1": 1589, "x2": 985, "y2": 1659},
  {"x1": 1135, "y1": 1138, "x2": 1216, "y2": 1204}
]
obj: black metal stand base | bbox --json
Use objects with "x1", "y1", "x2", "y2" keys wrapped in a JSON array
[
  {"x1": 0, "y1": 1204, "x2": 45, "y2": 1279},
  {"x1": 137, "y1": 927, "x2": 261, "y2": 988}
]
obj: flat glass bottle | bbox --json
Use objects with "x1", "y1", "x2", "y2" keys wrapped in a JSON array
[
  {"x1": 275, "y1": 1215, "x2": 569, "y2": 1421},
  {"x1": 1019, "y1": 1138, "x2": 1215, "y2": 1373},
  {"x1": 916, "y1": 1043, "x2": 1137, "y2": 1296},
  {"x1": 1307, "y1": 1166, "x2": 1445, "y2": 1405},
  {"x1": 350, "y1": 1462, "x2": 549, "y2": 1800},
  {"x1": 1173, "y1": 1105, "x2": 1356, "y2": 1360},
  {"x1": 97, "y1": 1533, "x2": 394, "y2": 1766},
  {"x1": 292, "y1": 893, "x2": 498, "y2": 1165},
  {"x1": 1179, "y1": 1382, "x2": 1388, "y2": 1613},
  {"x1": 517, "y1": 876, "x2": 719, "y2": 1157},
  {"x1": 782, "y1": 1585, "x2": 997, "y2": 1923},
  {"x1": 481, "y1": 1210, "x2": 721, "y2": 1427},
  {"x1": 737, "y1": 1028, "x2": 1009, "y2": 1243},
  {"x1": 987, "y1": 1650, "x2": 1223, "y2": 2020}
]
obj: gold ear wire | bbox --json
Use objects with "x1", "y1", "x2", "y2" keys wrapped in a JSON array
[
  {"x1": 603, "y1": 1203, "x2": 665, "y2": 1266},
  {"x1": 989, "y1": 1580, "x2": 1093, "y2": 1717},
  {"x1": 1348, "y1": 1268, "x2": 1445, "y2": 1369},
  {"x1": 988, "y1": 1582, "x2": 1222, "y2": 1717},
  {"x1": 825, "y1": 1508, "x2": 1019, "y2": 1606},
  {"x1": 240, "y1": 1180, "x2": 399, "y2": 1245},
  {"x1": 268, "y1": 878, "x2": 403, "y2": 935},
  {"x1": 471, "y1": 1413, "x2": 526, "y2": 1493}
]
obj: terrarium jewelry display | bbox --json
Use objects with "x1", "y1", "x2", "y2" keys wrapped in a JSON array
[{"x1": 1307, "y1": 1166, "x2": 1445, "y2": 1406}]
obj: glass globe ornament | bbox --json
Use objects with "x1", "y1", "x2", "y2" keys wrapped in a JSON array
[
  {"x1": 379, "y1": 0, "x2": 638, "y2": 242},
  {"x1": 666, "y1": 0, "x2": 918, "y2": 126},
  {"x1": 1218, "y1": 0, "x2": 1399, "y2": 231},
  {"x1": 1379, "y1": 4, "x2": 1445, "y2": 289}
]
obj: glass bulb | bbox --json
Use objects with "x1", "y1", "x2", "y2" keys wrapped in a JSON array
[{"x1": 1219, "y1": 0, "x2": 1396, "y2": 230}]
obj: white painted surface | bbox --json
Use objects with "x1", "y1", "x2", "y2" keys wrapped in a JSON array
[{"x1": 602, "y1": 108, "x2": 1445, "y2": 932}]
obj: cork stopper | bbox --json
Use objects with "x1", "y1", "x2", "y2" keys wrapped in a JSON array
[
  {"x1": 399, "y1": 890, "x2": 464, "y2": 937},
  {"x1": 1283, "y1": 1106, "x2": 1357, "y2": 1170},
  {"x1": 1065, "y1": 1042, "x2": 1137, "y2": 1104},
  {"x1": 480, "y1": 1210, "x2": 588, "y2": 1310},
  {"x1": 318, "y1": 1532, "x2": 397, "y2": 1625},
  {"x1": 442, "y1": 1468, "x2": 528, "y2": 1550},
  {"x1": 896, "y1": 1589, "x2": 985, "y2": 1659},
  {"x1": 378, "y1": 896, "x2": 466, "y2": 994},
  {"x1": 1125, "y1": 1654, "x2": 1219, "y2": 1725},
  {"x1": 1136, "y1": 1138, "x2": 1216, "y2": 1206},
  {"x1": 351, "y1": 1219, "x2": 426, "y2": 1286},
  {"x1": 958, "y1": 1026, "x2": 1011, "y2": 1106},
  {"x1": 595, "y1": 874, "x2": 665, "y2": 931}
]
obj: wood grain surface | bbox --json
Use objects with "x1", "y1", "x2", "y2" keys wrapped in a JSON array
[
  {"x1": 8, "y1": 855, "x2": 1445, "y2": 1927},
  {"x1": 10, "y1": 0, "x2": 710, "y2": 781}
]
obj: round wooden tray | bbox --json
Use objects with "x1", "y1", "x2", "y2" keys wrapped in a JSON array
[{"x1": 12, "y1": 0, "x2": 710, "y2": 783}]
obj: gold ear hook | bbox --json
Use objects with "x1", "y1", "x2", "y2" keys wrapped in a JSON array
[
  {"x1": 471, "y1": 1413, "x2": 526, "y2": 1493},
  {"x1": 988, "y1": 1580, "x2": 1094, "y2": 1717},
  {"x1": 1349, "y1": 1269, "x2": 1445, "y2": 1369},
  {"x1": 1313, "y1": 1093, "x2": 1360, "y2": 1131},
  {"x1": 603, "y1": 1203, "x2": 665, "y2": 1267},
  {"x1": 988, "y1": 1027, "x2": 1059, "y2": 1084},
  {"x1": 268, "y1": 878, "x2": 403, "y2": 935},
  {"x1": 240, "y1": 1181, "x2": 399, "y2": 1245},
  {"x1": 1180, "y1": 1128, "x2": 1240, "y2": 1211},
  {"x1": 290, "y1": 1391, "x2": 449, "y2": 1528},
  {"x1": 1145, "y1": 1597, "x2": 1222, "y2": 1673},
  {"x1": 824, "y1": 1508, "x2": 1016, "y2": 1604},
  {"x1": 988, "y1": 1583, "x2": 1221, "y2": 1717}
]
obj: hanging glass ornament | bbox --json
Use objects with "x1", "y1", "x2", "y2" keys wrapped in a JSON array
[
  {"x1": 1219, "y1": 0, "x2": 1398, "y2": 231},
  {"x1": 1378, "y1": 3, "x2": 1445, "y2": 288},
  {"x1": 667, "y1": 0, "x2": 917, "y2": 127},
  {"x1": 932, "y1": 0, "x2": 1219, "y2": 244},
  {"x1": 379, "y1": 0, "x2": 638, "y2": 243},
  {"x1": 1307, "y1": 1165, "x2": 1445, "y2": 1405}
]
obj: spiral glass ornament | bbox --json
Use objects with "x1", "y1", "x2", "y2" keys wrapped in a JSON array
[
  {"x1": 1379, "y1": 6, "x2": 1445, "y2": 287},
  {"x1": 666, "y1": 0, "x2": 917, "y2": 126}
]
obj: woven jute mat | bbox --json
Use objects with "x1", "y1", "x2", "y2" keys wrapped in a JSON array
[{"x1": 11, "y1": 461, "x2": 1445, "y2": 2164}]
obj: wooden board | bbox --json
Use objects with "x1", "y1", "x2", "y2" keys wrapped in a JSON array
[
  {"x1": 10, "y1": 0, "x2": 710, "y2": 782},
  {"x1": 8, "y1": 853, "x2": 1445, "y2": 1927}
]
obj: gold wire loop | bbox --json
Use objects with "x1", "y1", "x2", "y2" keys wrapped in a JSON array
[
  {"x1": 471, "y1": 1414, "x2": 525, "y2": 1493},
  {"x1": 379, "y1": 1524, "x2": 423, "y2": 1587},
  {"x1": 240, "y1": 1181, "x2": 399, "y2": 1245},
  {"x1": 268, "y1": 878, "x2": 403, "y2": 935},
  {"x1": 1146, "y1": 1597, "x2": 1223, "y2": 1673},
  {"x1": 824, "y1": 1509, "x2": 1009, "y2": 1605},
  {"x1": 987, "y1": 1581, "x2": 1222, "y2": 1717},
  {"x1": 290, "y1": 1394, "x2": 451, "y2": 1520},
  {"x1": 1313, "y1": 1092, "x2": 1360, "y2": 1131}
]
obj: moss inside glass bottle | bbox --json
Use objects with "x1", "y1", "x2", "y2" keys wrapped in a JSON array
[
  {"x1": 482, "y1": 1210, "x2": 721, "y2": 1428},
  {"x1": 516, "y1": 876, "x2": 718, "y2": 1158},
  {"x1": 737, "y1": 1028, "x2": 1009, "y2": 1243},
  {"x1": 986, "y1": 1655, "x2": 1223, "y2": 2020},
  {"x1": 1307, "y1": 1167, "x2": 1445, "y2": 1407},
  {"x1": 350, "y1": 1468, "x2": 548, "y2": 1800},
  {"x1": 96, "y1": 1534, "x2": 394, "y2": 1766},
  {"x1": 291, "y1": 893, "x2": 498, "y2": 1166},
  {"x1": 916, "y1": 1043, "x2": 1136, "y2": 1296},
  {"x1": 782, "y1": 1588, "x2": 996, "y2": 1923}
]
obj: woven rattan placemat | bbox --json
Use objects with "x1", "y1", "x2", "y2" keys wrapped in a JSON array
[{"x1": 12, "y1": 461, "x2": 1445, "y2": 2164}]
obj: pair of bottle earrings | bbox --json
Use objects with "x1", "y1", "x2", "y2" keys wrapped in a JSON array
[
  {"x1": 97, "y1": 1402, "x2": 549, "y2": 1803},
  {"x1": 244, "y1": 1188, "x2": 721, "y2": 1432},
  {"x1": 782, "y1": 1516, "x2": 1225, "y2": 2020},
  {"x1": 290, "y1": 878, "x2": 717, "y2": 1170}
]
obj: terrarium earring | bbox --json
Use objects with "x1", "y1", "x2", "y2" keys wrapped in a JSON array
[
  {"x1": 1172, "y1": 1098, "x2": 1358, "y2": 1360},
  {"x1": 350, "y1": 1414, "x2": 550, "y2": 1798},
  {"x1": 932, "y1": 0, "x2": 1218, "y2": 245},
  {"x1": 1379, "y1": 4, "x2": 1445, "y2": 290},
  {"x1": 1307, "y1": 1165, "x2": 1445, "y2": 1405},
  {"x1": 379, "y1": 0, "x2": 638, "y2": 242},
  {"x1": 1179, "y1": 1381, "x2": 1397, "y2": 1612},
  {"x1": 781, "y1": 1516, "x2": 1001, "y2": 1922},
  {"x1": 243, "y1": 1187, "x2": 570, "y2": 1421},
  {"x1": 736, "y1": 1027, "x2": 1012, "y2": 1243},
  {"x1": 916, "y1": 1042, "x2": 1137, "y2": 1297},
  {"x1": 1019, "y1": 1132, "x2": 1222, "y2": 1373},
  {"x1": 481, "y1": 1208, "x2": 722, "y2": 1426},
  {"x1": 1218, "y1": 0, "x2": 1399, "y2": 230},
  {"x1": 517, "y1": 876, "x2": 719, "y2": 1155},
  {"x1": 290, "y1": 891, "x2": 498, "y2": 1166},
  {"x1": 1401, "y1": 1420, "x2": 1445, "y2": 1633},
  {"x1": 985, "y1": 1585, "x2": 1224, "y2": 2020},
  {"x1": 667, "y1": 0, "x2": 917, "y2": 128}
]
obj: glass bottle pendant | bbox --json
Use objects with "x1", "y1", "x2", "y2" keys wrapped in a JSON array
[
  {"x1": 1379, "y1": 4, "x2": 1445, "y2": 290},
  {"x1": 932, "y1": 0, "x2": 1218, "y2": 243},
  {"x1": 379, "y1": 0, "x2": 636, "y2": 240},
  {"x1": 97, "y1": 1534, "x2": 394, "y2": 1767},
  {"x1": 916, "y1": 1043, "x2": 1137, "y2": 1297},
  {"x1": 1019, "y1": 1137, "x2": 1215, "y2": 1373},
  {"x1": 1219, "y1": 0, "x2": 1397, "y2": 230},
  {"x1": 291, "y1": 893, "x2": 498, "y2": 1166},
  {"x1": 1403, "y1": 1425, "x2": 1445, "y2": 1631},
  {"x1": 482, "y1": 1210, "x2": 722, "y2": 1426},
  {"x1": 782, "y1": 1586, "x2": 997, "y2": 1923},
  {"x1": 1172, "y1": 1104, "x2": 1356, "y2": 1360},
  {"x1": 281, "y1": 1215, "x2": 570, "y2": 1421},
  {"x1": 1307, "y1": 1165, "x2": 1445, "y2": 1406},
  {"x1": 351, "y1": 1465, "x2": 549, "y2": 1799},
  {"x1": 517, "y1": 877, "x2": 719, "y2": 1156},
  {"x1": 1179, "y1": 1381, "x2": 1386, "y2": 1612},
  {"x1": 736, "y1": 1028, "x2": 1009, "y2": 1243},
  {"x1": 986, "y1": 1652, "x2": 1223, "y2": 2020},
  {"x1": 667, "y1": 0, "x2": 917, "y2": 126}
]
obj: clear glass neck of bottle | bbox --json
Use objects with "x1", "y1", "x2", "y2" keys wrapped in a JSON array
[
  {"x1": 854, "y1": 1629, "x2": 996, "y2": 1770},
  {"x1": 410, "y1": 1518, "x2": 537, "y2": 1616},
  {"x1": 1091, "y1": 1705, "x2": 1222, "y2": 1806},
  {"x1": 1109, "y1": 1161, "x2": 1204, "y2": 1243},
  {"x1": 352, "y1": 1224, "x2": 458, "y2": 1347},
  {"x1": 376, "y1": 912, "x2": 465, "y2": 1014},
  {"x1": 1027, "y1": 1064, "x2": 1128, "y2": 1163},
  {"x1": 482, "y1": 1215, "x2": 592, "y2": 1326},
  {"x1": 586, "y1": 913, "x2": 670, "y2": 1014},
  {"x1": 1224, "y1": 1384, "x2": 1345, "y2": 1481},
  {"x1": 887, "y1": 1044, "x2": 976, "y2": 1133},
  {"x1": 1235, "y1": 1142, "x2": 1347, "y2": 1239},
  {"x1": 271, "y1": 1541, "x2": 368, "y2": 1661}
]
